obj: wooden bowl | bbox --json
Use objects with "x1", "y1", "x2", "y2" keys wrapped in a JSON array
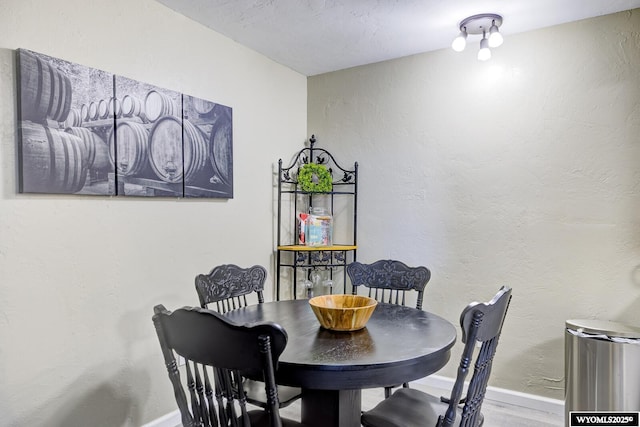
[{"x1": 309, "y1": 294, "x2": 377, "y2": 331}]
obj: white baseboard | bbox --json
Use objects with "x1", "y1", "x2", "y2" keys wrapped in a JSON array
[
  {"x1": 141, "y1": 410, "x2": 180, "y2": 427},
  {"x1": 414, "y1": 375, "x2": 564, "y2": 416}
]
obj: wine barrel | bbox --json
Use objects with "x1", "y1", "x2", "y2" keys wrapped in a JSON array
[
  {"x1": 20, "y1": 121, "x2": 86, "y2": 193},
  {"x1": 121, "y1": 95, "x2": 146, "y2": 120},
  {"x1": 80, "y1": 104, "x2": 89, "y2": 121},
  {"x1": 149, "y1": 116, "x2": 208, "y2": 183},
  {"x1": 193, "y1": 98, "x2": 215, "y2": 116},
  {"x1": 62, "y1": 108, "x2": 83, "y2": 128},
  {"x1": 19, "y1": 50, "x2": 73, "y2": 123},
  {"x1": 108, "y1": 121, "x2": 150, "y2": 176},
  {"x1": 97, "y1": 99, "x2": 110, "y2": 119},
  {"x1": 65, "y1": 127, "x2": 111, "y2": 172},
  {"x1": 88, "y1": 101, "x2": 99, "y2": 121},
  {"x1": 209, "y1": 114, "x2": 233, "y2": 185},
  {"x1": 144, "y1": 90, "x2": 176, "y2": 122},
  {"x1": 109, "y1": 97, "x2": 122, "y2": 118},
  {"x1": 48, "y1": 64, "x2": 73, "y2": 122}
]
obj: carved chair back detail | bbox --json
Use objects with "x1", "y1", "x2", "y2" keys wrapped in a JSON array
[
  {"x1": 347, "y1": 259, "x2": 431, "y2": 310},
  {"x1": 195, "y1": 264, "x2": 266, "y2": 313}
]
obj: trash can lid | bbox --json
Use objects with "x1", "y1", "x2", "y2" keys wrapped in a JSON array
[{"x1": 566, "y1": 319, "x2": 640, "y2": 339}]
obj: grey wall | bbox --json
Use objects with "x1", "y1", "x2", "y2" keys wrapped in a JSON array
[
  {"x1": 0, "y1": 0, "x2": 306, "y2": 425},
  {"x1": 308, "y1": 9, "x2": 640, "y2": 399}
]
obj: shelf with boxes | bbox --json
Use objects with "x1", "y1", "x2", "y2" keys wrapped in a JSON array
[{"x1": 275, "y1": 135, "x2": 358, "y2": 300}]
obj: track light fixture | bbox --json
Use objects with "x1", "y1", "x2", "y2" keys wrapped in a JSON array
[{"x1": 452, "y1": 13, "x2": 503, "y2": 60}]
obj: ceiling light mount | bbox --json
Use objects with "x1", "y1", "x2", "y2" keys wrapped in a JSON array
[
  {"x1": 459, "y1": 13, "x2": 502, "y2": 35},
  {"x1": 452, "y1": 13, "x2": 503, "y2": 60}
]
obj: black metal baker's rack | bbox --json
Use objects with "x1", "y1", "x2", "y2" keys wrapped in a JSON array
[{"x1": 276, "y1": 135, "x2": 358, "y2": 300}]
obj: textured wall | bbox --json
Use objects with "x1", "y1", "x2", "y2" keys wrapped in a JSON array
[
  {"x1": 308, "y1": 10, "x2": 640, "y2": 399},
  {"x1": 0, "y1": 0, "x2": 306, "y2": 425}
]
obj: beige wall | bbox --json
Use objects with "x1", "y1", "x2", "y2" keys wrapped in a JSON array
[
  {"x1": 309, "y1": 10, "x2": 640, "y2": 400},
  {"x1": 0, "y1": 0, "x2": 306, "y2": 425}
]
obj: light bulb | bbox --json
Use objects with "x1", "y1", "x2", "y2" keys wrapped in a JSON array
[
  {"x1": 451, "y1": 29, "x2": 467, "y2": 52},
  {"x1": 488, "y1": 22, "x2": 503, "y2": 47},
  {"x1": 478, "y1": 36, "x2": 491, "y2": 61}
]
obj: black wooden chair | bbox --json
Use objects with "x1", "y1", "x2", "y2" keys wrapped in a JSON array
[
  {"x1": 347, "y1": 259, "x2": 431, "y2": 397},
  {"x1": 153, "y1": 304, "x2": 305, "y2": 427},
  {"x1": 195, "y1": 264, "x2": 301, "y2": 409},
  {"x1": 360, "y1": 286, "x2": 513, "y2": 427}
]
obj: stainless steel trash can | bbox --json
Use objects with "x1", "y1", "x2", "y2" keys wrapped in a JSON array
[{"x1": 565, "y1": 319, "x2": 640, "y2": 424}]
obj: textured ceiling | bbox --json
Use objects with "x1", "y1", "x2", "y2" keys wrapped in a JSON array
[{"x1": 155, "y1": 0, "x2": 640, "y2": 76}]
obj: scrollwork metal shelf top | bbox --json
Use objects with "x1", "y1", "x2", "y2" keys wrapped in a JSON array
[{"x1": 278, "y1": 134, "x2": 358, "y2": 187}]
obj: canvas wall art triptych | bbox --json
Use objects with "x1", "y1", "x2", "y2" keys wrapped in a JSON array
[{"x1": 17, "y1": 48, "x2": 233, "y2": 198}]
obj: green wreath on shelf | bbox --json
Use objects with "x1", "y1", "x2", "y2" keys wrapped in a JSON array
[{"x1": 298, "y1": 163, "x2": 333, "y2": 192}]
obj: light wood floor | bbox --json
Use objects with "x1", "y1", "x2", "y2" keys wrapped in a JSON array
[{"x1": 279, "y1": 383, "x2": 564, "y2": 426}]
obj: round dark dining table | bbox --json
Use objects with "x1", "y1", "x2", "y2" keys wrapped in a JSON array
[{"x1": 225, "y1": 299, "x2": 457, "y2": 427}]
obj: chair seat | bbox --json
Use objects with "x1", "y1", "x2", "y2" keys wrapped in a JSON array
[
  {"x1": 361, "y1": 388, "x2": 484, "y2": 427},
  {"x1": 244, "y1": 378, "x2": 302, "y2": 408}
]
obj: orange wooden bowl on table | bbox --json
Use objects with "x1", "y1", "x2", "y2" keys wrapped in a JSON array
[{"x1": 308, "y1": 294, "x2": 378, "y2": 331}]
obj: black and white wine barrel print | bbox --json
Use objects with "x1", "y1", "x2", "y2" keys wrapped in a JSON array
[{"x1": 17, "y1": 49, "x2": 233, "y2": 198}]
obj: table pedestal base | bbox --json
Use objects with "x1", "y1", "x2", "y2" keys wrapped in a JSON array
[{"x1": 301, "y1": 388, "x2": 362, "y2": 427}]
